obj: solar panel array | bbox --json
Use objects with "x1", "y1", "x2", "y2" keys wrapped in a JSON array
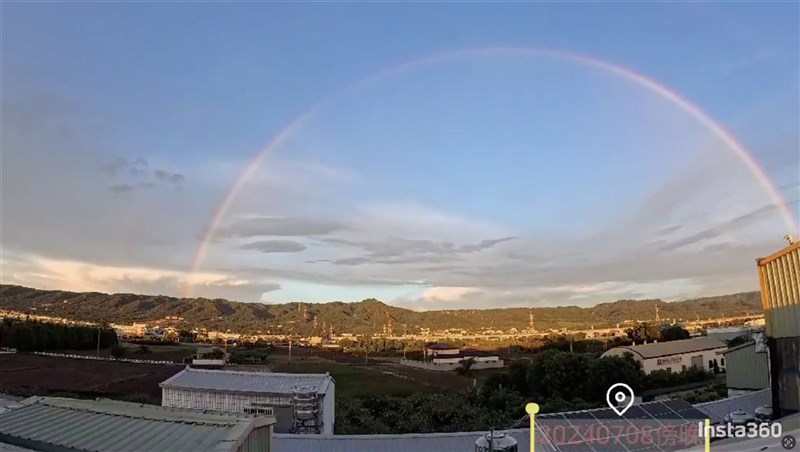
[{"x1": 535, "y1": 399, "x2": 708, "y2": 452}]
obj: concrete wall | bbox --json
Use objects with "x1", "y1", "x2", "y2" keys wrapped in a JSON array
[{"x1": 399, "y1": 359, "x2": 503, "y2": 372}]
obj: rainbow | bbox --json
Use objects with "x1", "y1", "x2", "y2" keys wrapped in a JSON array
[{"x1": 184, "y1": 46, "x2": 800, "y2": 297}]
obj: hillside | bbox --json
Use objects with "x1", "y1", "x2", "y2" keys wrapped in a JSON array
[{"x1": 0, "y1": 285, "x2": 762, "y2": 335}]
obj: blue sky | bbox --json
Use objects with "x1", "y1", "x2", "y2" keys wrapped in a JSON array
[{"x1": 2, "y1": 3, "x2": 798, "y2": 309}]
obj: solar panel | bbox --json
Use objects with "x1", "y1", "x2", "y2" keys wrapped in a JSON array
[
  {"x1": 564, "y1": 411, "x2": 601, "y2": 426},
  {"x1": 673, "y1": 407, "x2": 707, "y2": 421},
  {"x1": 641, "y1": 402, "x2": 671, "y2": 416},
  {"x1": 556, "y1": 441, "x2": 596, "y2": 452},
  {"x1": 622, "y1": 406, "x2": 652, "y2": 420},
  {"x1": 661, "y1": 399, "x2": 693, "y2": 411}
]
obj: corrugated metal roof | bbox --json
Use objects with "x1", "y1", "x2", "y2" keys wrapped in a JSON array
[
  {"x1": 161, "y1": 367, "x2": 333, "y2": 395},
  {"x1": 0, "y1": 397, "x2": 273, "y2": 452},
  {"x1": 609, "y1": 337, "x2": 727, "y2": 359},
  {"x1": 694, "y1": 389, "x2": 771, "y2": 423},
  {"x1": 0, "y1": 443, "x2": 35, "y2": 452}
]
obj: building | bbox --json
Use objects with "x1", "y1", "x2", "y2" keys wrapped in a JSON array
[
  {"x1": 193, "y1": 346, "x2": 228, "y2": 367},
  {"x1": 756, "y1": 240, "x2": 800, "y2": 417},
  {"x1": 722, "y1": 336, "x2": 771, "y2": 397},
  {"x1": 601, "y1": 337, "x2": 727, "y2": 374},
  {"x1": 706, "y1": 326, "x2": 763, "y2": 343},
  {"x1": 160, "y1": 367, "x2": 335, "y2": 434},
  {"x1": 0, "y1": 396, "x2": 275, "y2": 452},
  {"x1": 400, "y1": 343, "x2": 503, "y2": 372}
]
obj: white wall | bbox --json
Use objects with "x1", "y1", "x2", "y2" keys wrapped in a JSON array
[
  {"x1": 603, "y1": 347, "x2": 727, "y2": 374},
  {"x1": 641, "y1": 348, "x2": 727, "y2": 374},
  {"x1": 322, "y1": 381, "x2": 334, "y2": 435}
]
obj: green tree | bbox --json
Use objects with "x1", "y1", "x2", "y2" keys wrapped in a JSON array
[
  {"x1": 586, "y1": 355, "x2": 644, "y2": 402},
  {"x1": 626, "y1": 323, "x2": 661, "y2": 343},
  {"x1": 661, "y1": 326, "x2": 690, "y2": 342}
]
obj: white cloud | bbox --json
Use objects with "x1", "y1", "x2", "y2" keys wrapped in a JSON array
[{"x1": 421, "y1": 286, "x2": 483, "y2": 301}]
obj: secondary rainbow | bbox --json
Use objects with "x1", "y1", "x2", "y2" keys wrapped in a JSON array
[{"x1": 184, "y1": 46, "x2": 799, "y2": 297}]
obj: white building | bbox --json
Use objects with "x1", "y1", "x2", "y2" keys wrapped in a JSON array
[
  {"x1": 601, "y1": 337, "x2": 727, "y2": 374},
  {"x1": 160, "y1": 367, "x2": 335, "y2": 435},
  {"x1": 400, "y1": 343, "x2": 503, "y2": 372},
  {"x1": 706, "y1": 326, "x2": 763, "y2": 342}
]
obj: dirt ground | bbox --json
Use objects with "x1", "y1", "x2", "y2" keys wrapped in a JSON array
[{"x1": 0, "y1": 353, "x2": 183, "y2": 403}]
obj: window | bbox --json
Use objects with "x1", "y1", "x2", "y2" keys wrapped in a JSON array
[
  {"x1": 682, "y1": 365, "x2": 687, "y2": 371},
  {"x1": 709, "y1": 360, "x2": 713, "y2": 369},
  {"x1": 721, "y1": 358, "x2": 725, "y2": 366}
]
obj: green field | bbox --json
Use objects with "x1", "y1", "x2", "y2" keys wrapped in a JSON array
[{"x1": 270, "y1": 356, "x2": 437, "y2": 398}]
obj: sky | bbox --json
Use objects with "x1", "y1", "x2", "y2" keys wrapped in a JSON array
[{"x1": 1, "y1": 3, "x2": 798, "y2": 311}]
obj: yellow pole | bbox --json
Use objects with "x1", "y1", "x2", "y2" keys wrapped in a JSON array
[
  {"x1": 704, "y1": 418, "x2": 710, "y2": 452},
  {"x1": 526, "y1": 403, "x2": 540, "y2": 452}
]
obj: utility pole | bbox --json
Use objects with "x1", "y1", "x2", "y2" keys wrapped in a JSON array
[
  {"x1": 96, "y1": 326, "x2": 101, "y2": 355},
  {"x1": 289, "y1": 338, "x2": 292, "y2": 361}
]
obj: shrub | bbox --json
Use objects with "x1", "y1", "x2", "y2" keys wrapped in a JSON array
[{"x1": 110, "y1": 343, "x2": 126, "y2": 359}]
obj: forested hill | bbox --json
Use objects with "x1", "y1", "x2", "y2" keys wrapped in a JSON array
[{"x1": 0, "y1": 285, "x2": 762, "y2": 335}]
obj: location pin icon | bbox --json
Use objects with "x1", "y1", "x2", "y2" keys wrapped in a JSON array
[{"x1": 606, "y1": 383, "x2": 635, "y2": 416}]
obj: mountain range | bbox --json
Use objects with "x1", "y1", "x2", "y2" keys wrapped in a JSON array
[{"x1": 0, "y1": 285, "x2": 763, "y2": 335}]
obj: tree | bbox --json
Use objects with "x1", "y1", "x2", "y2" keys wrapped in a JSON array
[
  {"x1": 661, "y1": 326, "x2": 690, "y2": 342},
  {"x1": 626, "y1": 323, "x2": 661, "y2": 343},
  {"x1": 456, "y1": 358, "x2": 475, "y2": 375},
  {"x1": 586, "y1": 355, "x2": 644, "y2": 402},
  {"x1": 110, "y1": 343, "x2": 126, "y2": 359}
]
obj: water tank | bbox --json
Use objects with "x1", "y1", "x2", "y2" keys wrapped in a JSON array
[{"x1": 475, "y1": 431, "x2": 518, "y2": 452}]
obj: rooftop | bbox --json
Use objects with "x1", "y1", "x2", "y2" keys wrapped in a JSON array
[
  {"x1": 0, "y1": 396, "x2": 274, "y2": 452},
  {"x1": 426, "y1": 343, "x2": 459, "y2": 350},
  {"x1": 160, "y1": 367, "x2": 333, "y2": 395},
  {"x1": 609, "y1": 337, "x2": 727, "y2": 359}
]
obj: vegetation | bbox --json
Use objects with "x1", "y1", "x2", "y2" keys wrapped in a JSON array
[
  {"x1": 0, "y1": 284, "x2": 762, "y2": 335},
  {"x1": 110, "y1": 343, "x2": 126, "y2": 359},
  {"x1": 0, "y1": 317, "x2": 117, "y2": 352},
  {"x1": 336, "y1": 349, "x2": 718, "y2": 434},
  {"x1": 660, "y1": 325, "x2": 691, "y2": 341},
  {"x1": 228, "y1": 347, "x2": 271, "y2": 364}
]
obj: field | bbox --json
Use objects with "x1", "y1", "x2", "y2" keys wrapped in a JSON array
[
  {"x1": 62, "y1": 341, "x2": 199, "y2": 363},
  {"x1": 0, "y1": 353, "x2": 183, "y2": 404},
  {"x1": 268, "y1": 346, "x2": 507, "y2": 397}
]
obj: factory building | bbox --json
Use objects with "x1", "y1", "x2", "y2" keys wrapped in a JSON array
[
  {"x1": 160, "y1": 367, "x2": 335, "y2": 434},
  {"x1": 757, "y1": 240, "x2": 800, "y2": 417},
  {"x1": 722, "y1": 335, "x2": 771, "y2": 397},
  {"x1": 601, "y1": 337, "x2": 727, "y2": 374}
]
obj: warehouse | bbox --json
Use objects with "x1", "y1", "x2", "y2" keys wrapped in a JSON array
[
  {"x1": 160, "y1": 367, "x2": 335, "y2": 434},
  {"x1": 722, "y1": 337, "x2": 770, "y2": 397},
  {"x1": 757, "y1": 240, "x2": 800, "y2": 417},
  {"x1": 0, "y1": 396, "x2": 275, "y2": 452},
  {"x1": 601, "y1": 337, "x2": 727, "y2": 374}
]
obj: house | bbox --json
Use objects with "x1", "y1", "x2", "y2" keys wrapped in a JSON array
[
  {"x1": 601, "y1": 337, "x2": 727, "y2": 374},
  {"x1": 160, "y1": 367, "x2": 335, "y2": 435},
  {"x1": 0, "y1": 396, "x2": 275, "y2": 452}
]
